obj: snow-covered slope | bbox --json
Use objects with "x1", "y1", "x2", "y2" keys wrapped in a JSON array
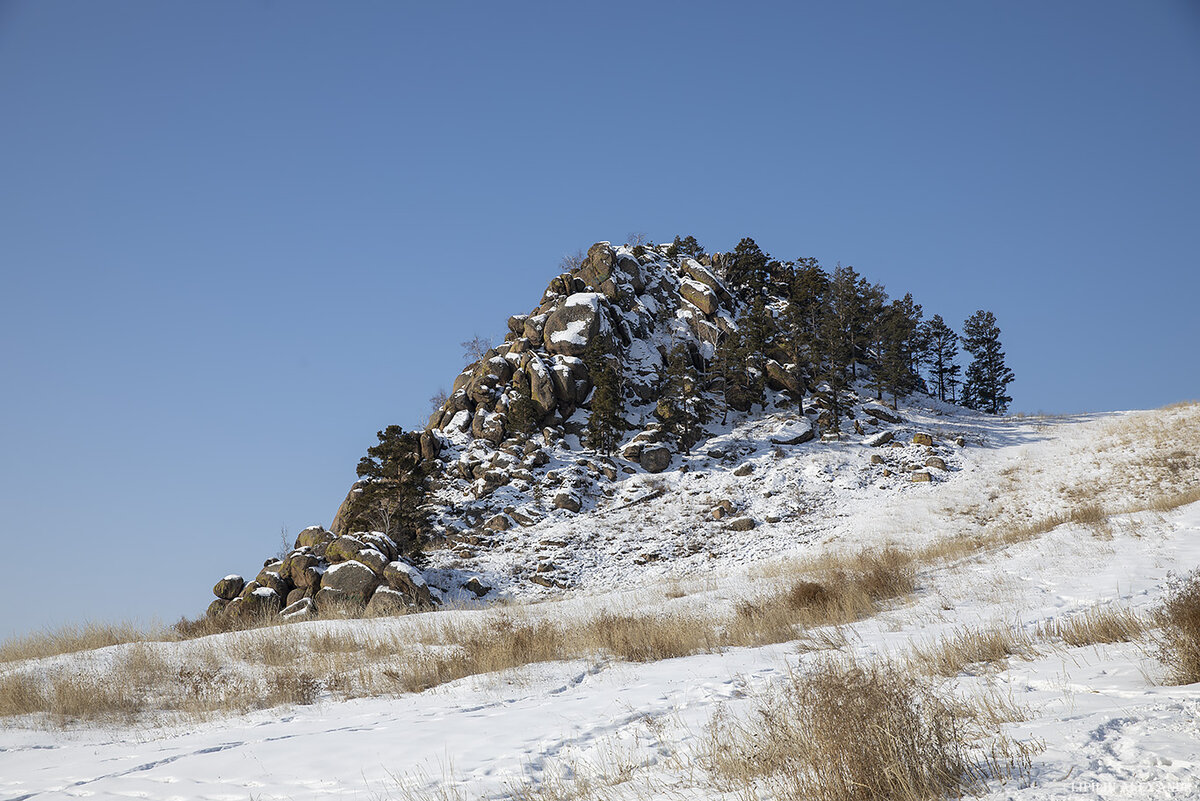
[{"x1": 3, "y1": 403, "x2": 1200, "y2": 800}]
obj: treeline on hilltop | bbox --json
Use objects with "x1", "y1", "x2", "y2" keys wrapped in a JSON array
[{"x1": 584, "y1": 234, "x2": 1016, "y2": 454}]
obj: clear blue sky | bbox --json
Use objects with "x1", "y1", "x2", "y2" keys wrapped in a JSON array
[{"x1": 2, "y1": 1, "x2": 1198, "y2": 640}]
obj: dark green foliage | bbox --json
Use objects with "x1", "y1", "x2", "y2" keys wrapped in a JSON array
[
  {"x1": 961, "y1": 310, "x2": 1015, "y2": 414},
  {"x1": 349, "y1": 425, "x2": 428, "y2": 554},
  {"x1": 657, "y1": 342, "x2": 713, "y2": 453},
  {"x1": 727, "y1": 237, "x2": 771, "y2": 294},
  {"x1": 876, "y1": 293, "x2": 923, "y2": 406},
  {"x1": 779, "y1": 258, "x2": 828, "y2": 413},
  {"x1": 717, "y1": 297, "x2": 772, "y2": 415},
  {"x1": 666, "y1": 235, "x2": 705, "y2": 259},
  {"x1": 920, "y1": 314, "x2": 961, "y2": 403},
  {"x1": 583, "y1": 340, "x2": 624, "y2": 455}
]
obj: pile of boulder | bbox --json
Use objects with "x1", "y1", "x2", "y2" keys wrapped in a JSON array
[{"x1": 208, "y1": 526, "x2": 434, "y2": 623}]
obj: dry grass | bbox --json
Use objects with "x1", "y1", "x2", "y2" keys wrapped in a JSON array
[
  {"x1": 0, "y1": 621, "x2": 172, "y2": 664},
  {"x1": 1040, "y1": 605, "x2": 1148, "y2": 648},
  {"x1": 732, "y1": 547, "x2": 919, "y2": 646},
  {"x1": 1153, "y1": 568, "x2": 1200, "y2": 685},
  {"x1": 707, "y1": 655, "x2": 1033, "y2": 801},
  {"x1": 908, "y1": 624, "x2": 1038, "y2": 677}
]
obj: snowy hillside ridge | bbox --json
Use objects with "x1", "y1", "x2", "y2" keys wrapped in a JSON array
[
  {"x1": 3, "y1": 405, "x2": 1200, "y2": 801},
  {"x1": 203, "y1": 237, "x2": 1014, "y2": 625}
]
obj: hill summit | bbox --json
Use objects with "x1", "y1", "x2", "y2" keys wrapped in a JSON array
[{"x1": 201, "y1": 237, "x2": 1012, "y2": 625}]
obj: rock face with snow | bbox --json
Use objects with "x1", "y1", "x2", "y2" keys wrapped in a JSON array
[{"x1": 203, "y1": 238, "x2": 969, "y2": 623}]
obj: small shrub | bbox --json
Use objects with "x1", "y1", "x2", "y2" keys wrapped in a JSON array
[
  {"x1": 1154, "y1": 569, "x2": 1200, "y2": 684},
  {"x1": 708, "y1": 656, "x2": 996, "y2": 801}
]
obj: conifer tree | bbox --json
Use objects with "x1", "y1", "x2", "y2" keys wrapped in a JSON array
[
  {"x1": 780, "y1": 258, "x2": 828, "y2": 413},
  {"x1": 349, "y1": 425, "x2": 428, "y2": 553},
  {"x1": 657, "y1": 342, "x2": 713, "y2": 454},
  {"x1": 878, "y1": 295, "x2": 923, "y2": 406},
  {"x1": 582, "y1": 340, "x2": 624, "y2": 455},
  {"x1": 961, "y1": 310, "x2": 1015, "y2": 414},
  {"x1": 727, "y1": 237, "x2": 770, "y2": 294},
  {"x1": 920, "y1": 314, "x2": 960, "y2": 402},
  {"x1": 666, "y1": 235, "x2": 705, "y2": 259},
  {"x1": 816, "y1": 290, "x2": 855, "y2": 435}
]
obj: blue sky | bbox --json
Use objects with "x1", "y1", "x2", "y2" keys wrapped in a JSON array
[{"x1": 2, "y1": 1, "x2": 1198, "y2": 639}]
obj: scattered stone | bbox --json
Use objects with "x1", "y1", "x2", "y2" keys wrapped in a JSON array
[
  {"x1": 529, "y1": 574, "x2": 556, "y2": 588},
  {"x1": 464, "y1": 577, "x2": 491, "y2": 598},
  {"x1": 863, "y1": 405, "x2": 901, "y2": 424},
  {"x1": 726, "y1": 517, "x2": 757, "y2": 531},
  {"x1": 484, "y1": 514, "x2": 513, "y2": 532},
  {"x1": 954, "y1": 436, "x2": 966, "y2": 447},
  {"x1": 867, "y1": 431, "x2": 894, "y2": 447},
  {"x1": 912, "y1": 433, "x2": 934, "y2": 447},
  {"x1": 911, "y1": 471, "x2": 932, "y2": 483},
  {"x1": 554, "y1": 492, "x2": 582, "y2": 513},
  {"x1": 765, "y1": 515, "x2": 782, "y2": 524},
  {"x1": 733, "y1": 463, "x2": 754, "y2": 477},
  {"x1": 870, "y1": 454, "x2": 885, "y2": 465},
  {"x1": 925, "y1": 457, "x2": 947, "y2": 471}
]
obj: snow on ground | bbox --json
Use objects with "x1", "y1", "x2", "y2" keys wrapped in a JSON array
[{"x1": 3, "y1": 403, "x2": 1200, "y2": 800}]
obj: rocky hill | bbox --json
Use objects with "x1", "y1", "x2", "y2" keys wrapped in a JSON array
[{"x1": 203, "y1": 240, "x2": 974, "y2": 625}]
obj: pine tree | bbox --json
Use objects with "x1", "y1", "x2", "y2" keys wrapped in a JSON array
[
  {"x1": 816, "y1": 288, "x2": 855, "y2": 436},
  {"x1": 920, "y1": 314, "x2": 960, "y2": 402},
  {"x1": 877, "y1": 295, "x2": 923, "y2": 407},
  {"x1": 657, "y1": 342, "x2": 713, "y2": 454},
  {"x1": 961, "y1": 310, "x2": 1015, "y2": 414},
  {"x1": 349, "y1": 425, "x2": 428, "y2": 553},
  {"x1": 582, "y1": 340, "x2": 624, "y2": 455},
  {"x1": 666, "y1": 235, "x2": 705, "y2": 259},
  {"x1": 727, "y1": 237, "x2": 770, "y2": 294}
]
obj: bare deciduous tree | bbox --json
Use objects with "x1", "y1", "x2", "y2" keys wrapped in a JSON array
[
  {"x1": 460, "y1": 335, "x2": 492, "y2": 365},
  {"x1": 559, "y1": 249, "x2": 585, "y2": 272}
]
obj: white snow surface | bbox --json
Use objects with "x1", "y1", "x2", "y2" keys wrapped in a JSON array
[{"x1": 4, "y1": 403, "x2": 1200, "y2": 799}]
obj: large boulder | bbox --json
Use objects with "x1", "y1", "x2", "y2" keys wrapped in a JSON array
[
  {"x1": 765, "y1": 360, "x2": 802, "y2": 395},
  {"x1": 365, "y1": 587, "x2": 411, "y2": 617},
  {"x1": 213, "y1": 575, "x2": 245, "y2": 600},
  {"x1": 678, "y1": 279, "x2": 717, "y2": 315},
  {"x1": 352, "y1": 546, "x2": 390, "y2": 576},
  {"x1": 550, "y1": 356, "x2": 592, "y2": 407},
  {"x1": 320, "y1": 560, "x2": 380, "y2": 602},
  {"x1": 641, "y1": 444, "x2": 672, "y2": 473},
  {"x1": 229, "y1": 587, "x2": 282, "y2": 622},
  {"x1": 578, "y1": 242, "x2": 615, "y2": 288},
  {"x1": 544, "y1": 293, "x2": 607, "y2": 356},
  {"x1": 383, "y1": 560, "x2": 434, "y2": 607},
  {"x1": 525, "y1": 353, "x2": 558, "y2": 415},
  {"x1": 553, "y1": 491, "x2": 582, "y2": 512},
  {"x1": 326, "y1": 536, "x2": 365, "y2": 564},
  {"x1": 769, "y1": 417, "x2": 814, "y2": 446},
  {"x1": 294, "y1": 526, "x2": 330, "y2": 550},
  {"x1": 329, "y1": 482, "x2": 366, "y2": 537}
]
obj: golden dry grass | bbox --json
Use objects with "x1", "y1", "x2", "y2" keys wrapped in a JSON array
[
  {"x1": 1153, "y1": 569, "x2": 1200, "y2": 685},
  {"x1": 0, "y1": 621, "x2": 172, "y2": 664},
  {"x1": 907, "y1": 625, "x2": 1039, "y2": 677},
  {"x1": 706, "y1": 655, "x2": 1033, "y2": 801},
  {"x1": 1041, "y1": 605, "x2": 1148, "y2": 648}
]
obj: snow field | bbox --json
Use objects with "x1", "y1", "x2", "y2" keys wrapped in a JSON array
[{"x1": 2, "y1": 403, "x2": 1200, "y2": 799}]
